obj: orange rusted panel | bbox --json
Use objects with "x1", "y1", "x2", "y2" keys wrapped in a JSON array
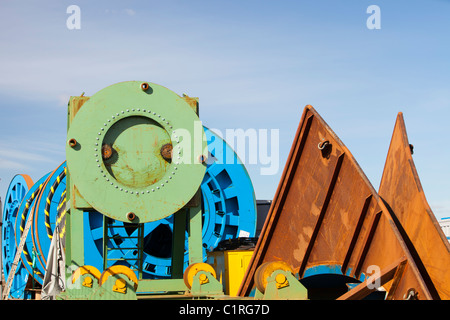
[
  {"x1": 238, "y1": 106, "x2": 443, "y2": 299},
  {"x1": 378, "y1": 112, "x2": 450, "y2": 299}
]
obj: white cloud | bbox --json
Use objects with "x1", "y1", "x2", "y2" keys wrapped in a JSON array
[
  {"x1": 0, "y1": 158, "x2": 30, "y2": 170},
  {"x1": 0, "y1": 146, "x2": 56, "y2": 164},
  {"x1": 125, "y1": 9, "x2": 136, "y2": 16}
]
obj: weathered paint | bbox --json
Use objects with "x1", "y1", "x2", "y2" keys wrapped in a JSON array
[
  {"x1": 66, "y1": 81, "x2": 207, "y2": 223},
  {"x1": 378, "y1": 112, "x2": 450, "y2": 299},
  {"x1": 238, "y1": 106, "x2": 445, "y2": 300}
]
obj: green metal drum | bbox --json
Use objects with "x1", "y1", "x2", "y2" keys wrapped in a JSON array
[{"x1": 66, "y1": 81, "x2": 207, "y2": 223}]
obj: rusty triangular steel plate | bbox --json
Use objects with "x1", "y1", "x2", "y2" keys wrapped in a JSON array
[
  {"x1": 378, "y1": 112, "x2": 450, "y2": 299},
  {"x1": 238, "y1": 105, "x2": 443, "y2": 300}
]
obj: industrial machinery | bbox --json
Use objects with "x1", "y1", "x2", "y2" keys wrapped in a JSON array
[
  {"x1": 2, "y1": 81, "x2": 258, "y2": 299},
  {"x1": 2, "y1": 82, "x2": 448, "y2": 300}
]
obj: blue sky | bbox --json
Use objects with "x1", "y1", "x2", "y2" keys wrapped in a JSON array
[{"x1": 0, "y1": 0, "x2": 449, "y2": 219}]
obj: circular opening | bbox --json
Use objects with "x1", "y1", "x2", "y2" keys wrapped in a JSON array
[
  {"x1": 126, "y1": 212, "x2": 136, "y2": 221},
  {"x1": 198, "y1": 154, "x2": 207, "y2": 163},
  {"x1": 141, "y1": 82, "x2": 149, "y2": 91},
  {"x1": 69, "y1": 138, "x2": 77, "y2": 147},
  {"x1": 102, "y1": 116, "x2": 172, "y2": 188}
]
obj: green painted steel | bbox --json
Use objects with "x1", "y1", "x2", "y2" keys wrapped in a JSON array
[{"x1": 66, "y1": 81, "x2": 207, "y2": 223}]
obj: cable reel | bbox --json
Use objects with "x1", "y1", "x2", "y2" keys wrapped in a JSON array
[{"x1": 2, "y1": 174, "x2": 35, "y2": 299}]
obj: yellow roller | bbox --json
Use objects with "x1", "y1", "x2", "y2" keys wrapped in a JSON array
[
  {"x1": 99, "y1": 265, "x2": 138, "y2": 291},
  {"x1": 254, "y1": 261, "x2": 294, "y2": 293},
  {"x1": 183, "y1": 263, "x2": 217, "y2": 289},
  {"x1": 71, "y1": 265, "x2": 101, "y2": 286}
]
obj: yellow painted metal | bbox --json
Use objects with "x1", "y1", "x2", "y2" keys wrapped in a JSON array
[
  {"x1": 208, "y1": 250, "x2": 254, "y2": 296},
  {"x1": 112, "y1": 278, "x2": 128, "y2": 294},
  {"x1": 99, "y1": 265, "x2": 138, "y2": 291},
  {"x1": 71, "y1": 265, "x2": 101, "y2": 284},
  {"x1": 183, "y1": 262, "x2": 216, "y2": 289},
  {"x1": 82, "y1": 276, "x2": 94, "y2": 288}
]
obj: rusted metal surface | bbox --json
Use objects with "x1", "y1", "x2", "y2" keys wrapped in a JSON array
[
  {"x1": 101, "y1": 143, "x2": 113, "y2": 160},
  {"x1": 160, "y1": 143, "x2": 173, "y2": 162},
  {"x1": 378, "y1": 112, "x2": 450, "y2": 299},
  {"x1": 238, "y1": 105, "x2": 445, "y2": 299}
]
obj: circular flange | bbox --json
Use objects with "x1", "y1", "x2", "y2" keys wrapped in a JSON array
[
  {"x1": 99, "y1": 265, "x2": 138, "y2": 290},
  {"x1": 2, "y1": 174, "x2": 34, "y2": 298},
  {"x1": 254, "y1": 261, "x2": 293, "y2": 293},
  {"x1": 66, "y1": 81, "x2": 207, "y2": 223}
]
